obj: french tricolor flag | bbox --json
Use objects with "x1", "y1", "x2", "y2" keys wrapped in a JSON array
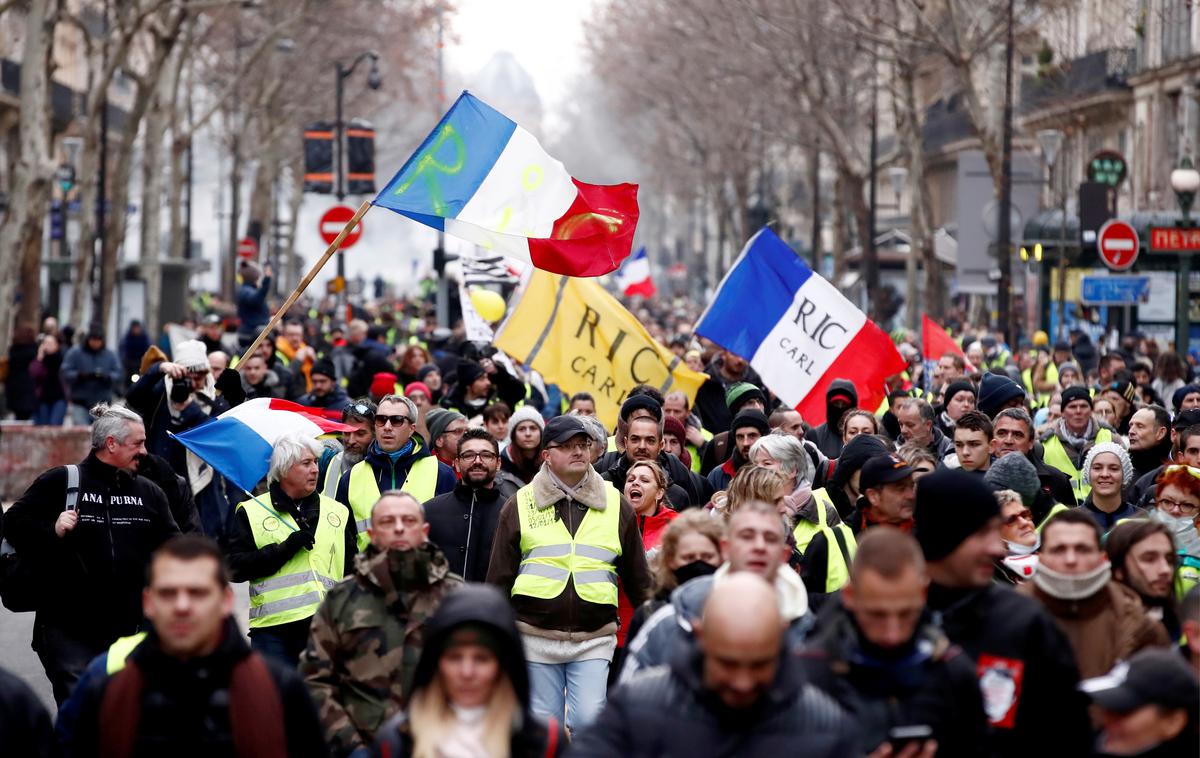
[
  {"x1": 615, "y1": 247, "x2": 656, "y2": 298},
  {"x1": 373, "y1": 92, "x2": 639, "y2": 278},
  {"x1": 172, "y1": 398, "x2": 354, "y2": 493},
  {"x1": 695, "y1": 228, "x2": 906, "y2": 425}
]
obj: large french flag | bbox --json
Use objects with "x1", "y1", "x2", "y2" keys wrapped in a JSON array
[
  {"x1": 695, "y1": 228, "x2": 906, "y2": 425},
  {"x1": 615, "y1": 247, "x2": 656, "y2": 298},
  {"x1": 172, "y1": 398, "x2": 354, "y2": 493},
  {"x1": 373, "y1": 92, "x2": 639, "y2": 278}
]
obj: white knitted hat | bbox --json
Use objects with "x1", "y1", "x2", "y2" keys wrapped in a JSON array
[
  {"x1": 173, "y1": 339, "x2": 209, "y2": 370},
  {"x1": 1082, "y1": 441, "x2": 1133, "y2": 488}
]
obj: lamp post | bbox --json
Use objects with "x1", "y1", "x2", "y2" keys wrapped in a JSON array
[
  {"x1": 334, "y1": 50, "x2": 381, "y2": 322},
  {"x1": 1036, "y1": 129, "x2": 1065, "y2": 340},
  {"x1": 1171, "y1": 156, "x2": 1199, "y2": 355}
]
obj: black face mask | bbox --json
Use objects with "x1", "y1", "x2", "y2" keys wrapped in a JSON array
[{"x1": 673, "y1": 559, "x2": 718, "y2": 586}]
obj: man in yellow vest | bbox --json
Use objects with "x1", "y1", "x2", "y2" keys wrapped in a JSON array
[
  {"x1": 1039, "y1": 385, "x2": 1115, "y2": 502},
  {"x1": 335, "y1": 393, "x2": 457, "y2": 550},
  {"x1": 226, "y1": 432, "x2": 357, "y2": 664},
  {"x1": 486, "y1": 414, "x2": 653, "y2": 733}
]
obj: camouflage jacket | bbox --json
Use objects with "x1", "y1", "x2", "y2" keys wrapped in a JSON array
[{"x1": 299, "y1": 542, "x2": 462, "y2": 757}]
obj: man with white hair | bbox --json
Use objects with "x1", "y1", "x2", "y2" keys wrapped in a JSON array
[
  {"x1": 5, "y1": 403, "x2": 180, "y2": 704},
  {"x1": 226, "y1": 432, "x2": 357, "y2": 664}
]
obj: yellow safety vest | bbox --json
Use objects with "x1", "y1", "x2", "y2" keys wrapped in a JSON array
[
  {"x1": 236, "y1": 494, "x2": 348, "y2": 629},
  {"x1": 346, "y1": 454, "x2": 440, "y2": 550},
  {"x1": 791, "y1": 488, "x2": 857, "y2": 593},
  {"x1": 105, "y1": 632, "x2": 148, "y2": 675},
  {"x1": 1177, "y1": 553, "x2": 1200, "y2": 602},
  {"x1": 685, "y1": 428, "x2": 714, "y2": 474},
  {"x1": 1041, "y1": 428, "x2": 1113, "y2": 502},
  {"x1": 512, "y1": 484, "x2": 622, "y2": 606},
  {"x1": 1036, "y1": 502, "x2": 1070, "y2": 533}
]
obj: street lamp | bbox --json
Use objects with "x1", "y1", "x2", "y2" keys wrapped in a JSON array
[
  {"x1": 1037, "y1": 128, "x2": 1067, "y2": 340},
  {"x1": 334, "y1": 50, "x2": 382, "y2": 321},
  {"x1": 1171, "y1": 155, "x2": 1199, "y2": 354}
]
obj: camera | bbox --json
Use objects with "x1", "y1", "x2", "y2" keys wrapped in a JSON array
[{"x1": 170, "y1": 381, "x2": 191, "y2": 404}]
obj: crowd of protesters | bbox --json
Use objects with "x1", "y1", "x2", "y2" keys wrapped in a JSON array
[{"x1": 0, "y1": 275, "x2": 1198, "y2": 757}]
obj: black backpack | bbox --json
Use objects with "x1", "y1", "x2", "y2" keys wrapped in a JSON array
[{"x1": 0, "y1": 465, "x2": 79, "y2": 612}]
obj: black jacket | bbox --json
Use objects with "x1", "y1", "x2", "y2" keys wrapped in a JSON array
[
  {"x1": 799, "y1": 599, "x2": 988, "y2": 755},
  {"x1": 0, "y1": 665, "x2": 53, "y2": 758},
  {"x1": 370, "y1": 585, "x2": 565, "y2": 757},
  {"x1": 424, "y1": 482, "x2": 514, "y2": 582},
  {"x1": 1029, "y1": 451, "x2": 1078, "y2": 509},
  {"x1": 5, "y1": 453, "x2": 180, "y2": 641},
  {"x1": 126, "y1": 362, "x2": 233, "y2": 466},
  {"x1": 135, "y1": 452, "x2": 203, "y2": 534},
  {"x1": 569, "y1": 636, "x2": 859, "y2": 757},
  {"x1": 808, "y1": 379, "x2": 860, "y2": 459},
  {"x1": 925, "y1": 582, "x2": 1092, "y2": 757},
  {"x1": 692, "y1": 358, "x2": 764, "y2": 435},
  {"x1": 64, "y1": 618, "x2": 326, "y2": 758},
  {"x1": 296, "y1": 385, "x2": 351, "y2": 412},
  {"x1": 224, "y1": 484, "x2": 357, "y2": 584}
]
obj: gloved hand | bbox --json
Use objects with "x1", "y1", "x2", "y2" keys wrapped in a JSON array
[{"x1": 285, "y1": 529, "x2": 315, "y2": 552}]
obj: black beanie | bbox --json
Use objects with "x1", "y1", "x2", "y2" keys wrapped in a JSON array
[
  {"x1": 829, "y1": 433, "x2": 891, "y2": 490},
  {"x1": 914, "y1": 469, "x2": 1000, "y2": 562},
  {"x1": 977, "y1": 372, "x2": 1025, "y2": 417},
  {"x1": 311, "y1": 357, "x2": 337, "y2": 380},
  {"x1": 620, "y1": 394, "x2": 663, "y2": 422},
  {"x1": 943, "y1": 380, "x2": 975, "y2": 406},
  {"x1": 1061, "y1": 385, "x2": 1092, "y2": 409},
  {"x1": 730, "y1": 408, "x2": 769, "y2": 436},
  {"x1": 456, "y1": 359, "x2": 486, "y2": 386}
]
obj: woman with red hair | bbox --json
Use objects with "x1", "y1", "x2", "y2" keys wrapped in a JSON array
[{"x1": 1151, "y1": 465, "x2": 1200, "y2": 599}]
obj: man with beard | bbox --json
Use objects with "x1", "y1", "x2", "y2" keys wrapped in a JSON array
[
  {"x1": 321, "y1": 400, "x2": 375, "y2": 500},
  {"x1": 1127, "y1": 406, "x2": 1174, "y2": 480},
  {"x1": 692, "y1": 349, "x2": 765, "y2": 435},
  {"x1": 424, "y1": 428, "x2": 519, "y2": 581},
  {"x1": 1107, "y1": 520, "x2": 1183, "y2": 642},
  {"x1": 706, "y1": 409, "x2": 769, "y2": 491},
  {"x1": 300, "y1": 492, "x2": 461, "y2": 756}
]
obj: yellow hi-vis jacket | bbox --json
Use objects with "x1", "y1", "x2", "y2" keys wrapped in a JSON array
[
  {"x1": 792, "y1": 488, "x2": 857, "y2": 592},
  {"x1": 105, "y1": 632, "x2": 148, "y2": 674},
  {"x1": 1042, "y1": 428, "x2": 1113, "y2": 502},
  {"x1": 236, "y1": 494, "x2": 348, "y2": 629},
  {"x1": 512, "y1": 484, "x2": 622, "y2": 606},
  {"x1": 346, "y1": 455, "x2": 440, "y2": 550}
]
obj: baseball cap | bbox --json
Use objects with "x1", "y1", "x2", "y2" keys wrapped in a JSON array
[
  {"x1": 1080, "y1": 649, "x2": 1199, "y2": 713},
  {"x1": 1172, "y1": 408, "x2": 1200, "y2": 431},
  {"x1": 859, "y1": 454, "x2": 915, "y2": 491},
  {"x1": 543, "y1": 415, "x2": 590, "y2": 446}
]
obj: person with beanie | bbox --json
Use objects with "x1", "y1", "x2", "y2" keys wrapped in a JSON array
[
  {"x1": 661, "y1": 415, "x2": 692, "y2": 470},
  {"x1": 414, "y1": 364, "x2": 445, "y2": 404},
  {"x1": 1040, "y1": 384, "x2": 1118, "y2": 502},
  {"x1": 1057, "y1": 360, "x2": 1082, "y2": 389},
  {"x1": 1100, "y1": 377, "x2": 1140, "y2": 435},
  {"x1": 1020, "y1": 510, "x2": 1168, "y2": 690},
  {"x1": 808, "y1": 380, "x2": 859, "y2": 459},
  {"x1": 696, "y1": 383, "x2": 765, "y2": 475},
  {"x1": 370, "y1": 372, "x2": 400, "y2": 403},
  {"x1": 1079, "y1": 442, "x2": 1147, "y2": 531},
  {"x1": 1172, "y1": 384, "x2": 1200, "y2": 414},
  {"x1": 425, "y1": 408, "x2": 468, "y2": 469},
  {"x1": 501, "y1": 405, "x2": 545, "y2": 485},
  {"x1": 706, "y1": 409, "x2": 769, "y2": 492},
  {"x1": 976, "y1": 372, "x2": 1027, "y2": 418},
  {"x1": 296, "y1": 357, "x2": 350, "y2": 411},
  {"x1": 984, "y1": 449, "x2": 1067, "y2": 529},
  {"x1": 916, "y1": 469, "x2": 1093, "y2": 757},
  {"x1": 935, "y1": 379, "x2": 976, "y2": 438}
]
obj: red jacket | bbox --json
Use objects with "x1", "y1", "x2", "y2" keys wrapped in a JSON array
[{"x1": 617, "y1": 505, "x2": 679, "y2": 645}]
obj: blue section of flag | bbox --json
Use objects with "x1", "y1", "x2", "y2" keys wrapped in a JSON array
[
  {"x1": 626, "y1": 246, "x2": 647, "y2": 264},
  {"x1": 373, "y1": 91, "x2": 516, "y2": 224},
  {"x1": 694, "y1": 228, "x2": 813, "y2": 359},
  {"x1": 173, "y1": 418, "x2": 274, "y2": 494}
]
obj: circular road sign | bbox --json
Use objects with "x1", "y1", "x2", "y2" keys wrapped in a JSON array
[
  {"x1": 1097, "y1": 219, "x2": 1140, "y2": 271},
  {"x1": 319, "y1": 205, "x2": 363, "y2": 249},
  {"x1": 236, "y1": 237, "x2": 257, "y2": 260}
]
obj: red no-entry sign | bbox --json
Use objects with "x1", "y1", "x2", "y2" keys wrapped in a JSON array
[
  {"x1": 320, "y1": 205, "x2": 364, "y2": 249},
  {"x1": 1097, "y1": 220, "x2": 1139, "y2": 271},
  {"x1": 236, "y1": 237, "x2": 257, "y2": 260}
]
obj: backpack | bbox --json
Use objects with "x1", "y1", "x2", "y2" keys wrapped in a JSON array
[{"x1": 0, "y1": 465, "x2": 79, "y2": 612}]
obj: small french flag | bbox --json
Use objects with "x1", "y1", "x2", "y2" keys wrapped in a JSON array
[
  {"x1": 695, "y1": 228, "x2": 906, "y2": 425},
  {"x1": 615, "y1": 247, "x2": 656, "y2": 298},
  {"x1": 172, "y1": 398, "x2": 354, "y2": 493}
]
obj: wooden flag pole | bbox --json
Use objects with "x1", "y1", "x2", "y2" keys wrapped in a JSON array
[{"x1": 237, "y1": 199, "x2": 372, "y2": 368}]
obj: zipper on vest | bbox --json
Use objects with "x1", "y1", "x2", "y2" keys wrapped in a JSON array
[{"x1": 464, "y1": 490, "x2": 476, "y2": 578}]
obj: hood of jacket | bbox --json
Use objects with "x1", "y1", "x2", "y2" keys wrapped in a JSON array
[
  {"x1": 409, "y1": 584, "x2": 530, "y2": 710},
  {"x1": 825, "y1": 379, "x2": 859, "y2": 428},
  {"x1": 670, "y1": 563, "x2": 809, "y2": 634}
]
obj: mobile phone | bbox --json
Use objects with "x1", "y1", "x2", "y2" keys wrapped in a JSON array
[{"x1": 888, "y1": 724, "x2": 933, "y2": 751}]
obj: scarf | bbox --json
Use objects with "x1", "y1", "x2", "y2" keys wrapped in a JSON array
[
  {"x1": 1056, "y1": 417, "x2": 1096, "y2": 451},
  {"x1": 534, "y1": 463, "x2": 610, "y2": 511},
  {"x1": 1004, "y1": 533, "x2": 1040, "y2": 556},
  {"x1": 1150, "y1": 508, "x2": 1200, "y2": 555},
  {"x1": 1033, "y1": 561, "x2": 1111, "y2": 601},
  {"x1": 436, "y1": 704, "x2": 489, "y2": 758}
]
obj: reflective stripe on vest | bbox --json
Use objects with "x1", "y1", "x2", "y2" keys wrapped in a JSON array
[
  {"x1": 346, "y1": 454, "x2": 440, "y2": 550},
  {"x1": 791, "y1": 488, "x2": 856, "y2": 592},
  {"x1": 105, "y1": 632, "x2": 148, "y2": 675},
  {"x1": 1035, "y1": 502, "x2": 1069, "y2": 533},
  {"x1": 1041, "y1": 428, "x2": 1113, "y2": 502},
  {"x1": 512, "y1": 484, "x2": 622, "y2": 605},
  {"x1": 236, "y1": 494, "x2": 348, "y2": 629}
]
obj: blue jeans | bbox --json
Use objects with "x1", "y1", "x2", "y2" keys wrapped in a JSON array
[
  {"x1": 68, "y1": 403, "x2": 93, "y2": 426},
  {"x1": 527, "y1": 658, "x2": 610, "y2": 733},
  {"x1": 35, "y1": 399, "x2": 66, "y2": 425}
]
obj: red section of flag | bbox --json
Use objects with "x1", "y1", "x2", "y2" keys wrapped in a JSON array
[
  {"x1": 624, "y1": 278, "x2": 656, "y2": 298},
  {"x1": 922, "y1": 315, "x2": 973, "y2": 372},
  {"x1": 267, "y1": 398, "x2": 356, "y2": 431},
  {"x1": 796, "y1": 320, "x2": 906, "y2": 425},
  {"x1": 527, "y1": 179, "x2": 640, "y2": 277}
]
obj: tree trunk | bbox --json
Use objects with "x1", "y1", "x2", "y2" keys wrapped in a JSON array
[
  {"x1": 139, "y1": 74, "x2": 169, "y2": 336},
  {"x1": 0, "y1": 0, "x2": 59, "y2": 357}
]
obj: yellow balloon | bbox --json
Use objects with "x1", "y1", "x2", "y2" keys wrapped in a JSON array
[{"x1": 470, "y1": 288, "x2": 507, "y2": 322}]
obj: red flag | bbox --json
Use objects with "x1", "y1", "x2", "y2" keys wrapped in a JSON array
[{"x1": 922, "y1": 315, "x2": 974, "y2": 372}]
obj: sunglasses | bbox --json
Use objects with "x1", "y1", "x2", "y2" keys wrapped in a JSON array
[
  {"x1": 345, "y1": 401, "x2": 377, "y2": 419},
  {"x1": 1003, "y1": 509, "x2": 1034, "y2": 526},
  {"x1": 374, "y1": 415, "x2": 411, "y2": 427}
]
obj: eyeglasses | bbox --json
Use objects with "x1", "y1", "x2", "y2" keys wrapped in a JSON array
[
  {"x1": 1157, "y1": 497, "x2": 1200, "y2": 517},
  {"x1": 374, "y1": 415, "x2": 411, "y2": 427},
  {"x1": 547, "y1": 439, "x2": 591, "y2": 453},
  {"x1": 458, "y1": 451, "x2": 499, "y2": 463},
  {"x1": 1003, "y1": 509, "x2": 1034, "y2": 526}
]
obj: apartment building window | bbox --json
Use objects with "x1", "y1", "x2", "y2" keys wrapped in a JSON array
[{"x1": 1162, "y1": 0, "x2": 1192, "y2": 63}]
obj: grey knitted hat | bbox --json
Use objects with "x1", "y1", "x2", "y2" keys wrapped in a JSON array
[
  {"x1": 1082, "y1": 442, "x2": 1133, "y2": 488},
  {"x1": 985, "y1": 453, "x2": 1041, "y2": 507}
]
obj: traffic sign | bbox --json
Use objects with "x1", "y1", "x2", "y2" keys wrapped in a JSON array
[
  {"x1": 320, "y1": 205, "x2": 363, "y2": 249},
  {"x1": 236, "y1": 237, "x2": 257, "y2": 260},
  {"x1": 1097, "y1": 220, "x2": 1139, "y2": 271},
  {"x1": 1080, "y1": 275, "x2": 1151, "y2": 305},
  {"x1": 1149, "y1": 227, "x2": 1200, "y2": 252}
]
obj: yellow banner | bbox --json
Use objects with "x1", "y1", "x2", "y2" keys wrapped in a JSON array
[{"x1": 494, "y1": 271, "x2": 707, "y2": 430}]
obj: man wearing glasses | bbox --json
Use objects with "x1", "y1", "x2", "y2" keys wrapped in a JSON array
[
  {"x1": 486, "y1": 415, "x2": 653, "y2": 734},
  {"x1": 423, "y1": 428, "x2": 520, "y2": 582},
  {"x1": 335, "y1": 393, "x2": 456, "y2": 552}
]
